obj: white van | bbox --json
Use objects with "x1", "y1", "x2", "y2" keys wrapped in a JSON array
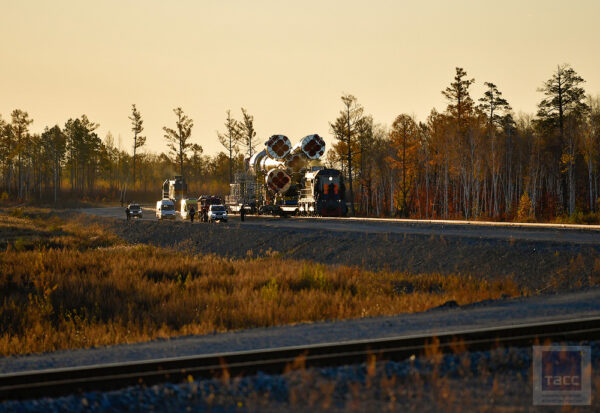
[
  {"x1": 180, "y1": 198, "x2": 198, "y2": 220},
  {"x1": 156, "y1": 199, "x2": 176, "y2": 220}
]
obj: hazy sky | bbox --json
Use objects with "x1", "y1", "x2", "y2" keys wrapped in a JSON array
[{"x1": 2, "y1": 0, "x2": 599, "y2": 156}]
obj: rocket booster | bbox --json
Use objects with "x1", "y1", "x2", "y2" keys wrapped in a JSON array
[{"x1": 249, "y1": 134, "x2": 327, "y2": 194}]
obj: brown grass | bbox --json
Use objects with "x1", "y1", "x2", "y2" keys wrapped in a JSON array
[{"x1": 0, "y1": 208, "x2": 530, "y2": 356}]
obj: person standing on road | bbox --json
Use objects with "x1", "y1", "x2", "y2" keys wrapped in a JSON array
[
  {"x1": 203, "y1": 208, "x2": 208, "y2": 223},
  {"x1": 240, "y1": 203, "x2": 245, "y2": 222},
  {"x1": 189, "y1": 206, "x2": 195, "y2": 223},
  {"x1": 125, "y1": 206, "x2": 130, "y2": 221}
]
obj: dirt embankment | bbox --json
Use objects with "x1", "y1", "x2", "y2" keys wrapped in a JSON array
[{"x1": 93, "y1": 216, "x2": 600, "y2": 292}]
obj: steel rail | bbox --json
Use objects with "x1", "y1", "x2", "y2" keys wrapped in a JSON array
[{"x1": 2, "y1": 316, "x2": 600, "y2": 401}]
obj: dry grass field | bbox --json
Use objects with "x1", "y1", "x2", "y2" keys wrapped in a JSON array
[{"x1": 0, "y1": 207, "x2": 578, "y2": 357}]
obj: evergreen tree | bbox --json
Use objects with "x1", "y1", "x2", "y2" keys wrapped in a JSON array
[
  {"x1": 64, "y1": 115, "x2": 100, "y2": 193},
  {"x1": 537, "y1": 64, "x2": 589, "y2": 215},
  {"x1": 441, "y1": 68, "x2": 478, "y2": 218},
  {"x1": 217, "y1": 110, "x2": 241, "y2": 183},
  {"x1": 479, "y1": 82, "x2": 511, "y2": 216},
  {"x1": 163, "y1": 107, "x2": 194, "y2": 179},
  {"x1": 0, "y1": 115, "x2": 11, "y2": 194},
  {"x1": 239, "y1": 108, "x2": 257, "y2": 159},
  {"x1": 10, "y1": 109, "x2": 33, "y2": 198},
  {"x1": 389, "y1": 114, "x2": 419, "y2": 216},
  {"x1": 442, "y1": 67, "x2": 475, "y2": 133},
  {"x1": 41, "y1": 125, "x2": 66, "y2": 203},
  {"x1": 330, "y1": 94, "x2": 366, "y2": 216},
  {"x1": 129, "y1": 104, "x2": 146, "y2": 187}
]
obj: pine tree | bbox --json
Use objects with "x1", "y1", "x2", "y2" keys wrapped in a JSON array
[
  {"x1": 41, "y1": 125, "x2": 66, "y2": 203},
  {"x1": 10, "y1": 110, "x2": 33, "y2": 198},
  {"x1": 441, "y1": 68, "x2": 477, "y2": 218},
  {"x1": 479, "y1": 82, "x2": 511, "y2": 217},
  {"x1": 389, "y1": 114, "x2": 419, "y2": 216},
  {"x1": 163, "y1": 107, "x2": 194, "y2": 179},
  {"x1": 537, "y1": 64, "x2": 589, "y2": 215},
  {"x1": 239, "y1": 108, "x2": 257, "y2": 159},
  {"x1": 442, "y1": 67, "x2": 475, "y2": 133},
  {"x1": 217, "y1": 110, "x2": 241, "y2": 183},
  {"x1": 330, "y1": 94, "x2": 366, "y2": 216},
  {"x1": 129, "y1": 104, "x2": 146, "y2": 187}
]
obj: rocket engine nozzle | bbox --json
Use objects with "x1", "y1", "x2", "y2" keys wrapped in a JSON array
[
  {"x1": 297, "y1": 134, "x2": 326, "y2": 160},
  {"x1": 246, "y1": 134, "x2": 327, "y2": 195},
  {"x1": 285, "y1": 152, "x2": 308, "y2": 173},
  {"x1": 265, "y1": 135, "x2": 292, "y2": 160},
  {"x1": 265, "y1": 169, "x2": 292, "y2": 194}
]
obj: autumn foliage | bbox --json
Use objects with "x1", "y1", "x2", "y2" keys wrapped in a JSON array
[{"x1": 327, "y1": 65, "x2": 600, "y2": 222}]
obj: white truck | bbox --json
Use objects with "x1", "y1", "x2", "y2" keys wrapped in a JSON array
[{"x1": 156, "y1": 199, "x2": 176, "y2": 220}]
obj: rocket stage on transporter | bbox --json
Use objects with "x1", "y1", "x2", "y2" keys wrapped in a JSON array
[{"x1": 227, "y1": 134, "x2": 346, "y2": 217}]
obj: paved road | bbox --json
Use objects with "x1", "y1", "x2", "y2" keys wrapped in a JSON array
[{"x1": 81, "y1": 206, "x2": 600, "y2": 245}]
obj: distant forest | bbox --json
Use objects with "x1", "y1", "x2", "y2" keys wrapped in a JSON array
[{"x1": 1, "y1": 64, "x2": 599, "y2": 222}]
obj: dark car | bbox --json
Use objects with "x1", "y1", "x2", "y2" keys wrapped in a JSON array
[{"x1": 128, "y1": 203, "x2": 143, "y2": 219}]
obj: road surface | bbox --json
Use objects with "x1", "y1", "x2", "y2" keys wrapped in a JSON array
[{"x1": 81, "y1": 206, "x2": 600, "y2": 245}]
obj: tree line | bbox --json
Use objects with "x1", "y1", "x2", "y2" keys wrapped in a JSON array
[
  {"x1": 1, "y1": 64, "x2": 599, "y2": 221},
  {"x1": 328, "y1": 64, "x2": 600, "y2": 221},
  {"x1": 0, "y1": 106, "x2": 256, "y2": 203}
]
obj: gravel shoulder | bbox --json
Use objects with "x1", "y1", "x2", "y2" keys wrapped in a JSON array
[
  {"x1": 82, "y1": 206, "x2": 600, "y2": 244},
  {"x1": 77, "y1": 208, "x2": 600, "y2": 290},
  {"x1": 2, "y1": 288, "x2": 599, "y2": 374}
]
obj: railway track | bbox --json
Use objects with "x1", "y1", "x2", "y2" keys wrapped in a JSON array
[{"x1": 1, "y1": 316, "x2": 600, "y2": 401}]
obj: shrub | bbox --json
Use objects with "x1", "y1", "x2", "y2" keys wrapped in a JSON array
[
  {"x1": 0, "y1": 208, "x2": 539, "y2": 356},
  {"x1": 516, "y1": 192, "x2": 533, "y2": 222}
]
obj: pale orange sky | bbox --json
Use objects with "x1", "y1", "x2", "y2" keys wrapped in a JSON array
[{"x1": 1, "y1": 0, "x2": 599, "y2": 156}]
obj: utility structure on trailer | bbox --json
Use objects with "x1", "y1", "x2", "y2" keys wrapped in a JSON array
[
  {"x1": 226, "y1": 171, "x2": 262, "y2": 214},
  {"x1": 162, "y1": 176, "x2": 187, "y2": 209}
]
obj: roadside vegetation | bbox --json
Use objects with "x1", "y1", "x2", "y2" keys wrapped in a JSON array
[{"x1": 0, "y1": 207, "x2": 590, "y2": 357}]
